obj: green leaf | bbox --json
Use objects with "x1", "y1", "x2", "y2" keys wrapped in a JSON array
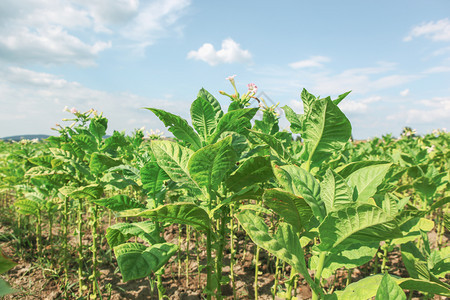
[
  {"x1": 14, "y1": 199, "x2": 40, "y2": 216},
  {"x1": 67, "y1": 184, "x2": 104, "y2": 201},
  {"x1": 302, "y1": 97, "x2": 352, "y2": 168},
  {"x1": 89, "y1": 152, "x2": 122, "y2": 176},
  {"x1": 320, "y1": 169, "x2": 353, "y2": 213},
  {"x1": 89, "y1": 116, "x2": 108, "y2": 142},
  {"x1": 345, "y1": 163, "x2": 392, "y2": 202},
  {"x1": 191, "y1": 96, "x2": 217, "y2": 141},
  {"x1": 150, "y1": 140, "x2": 200, "y2": 193},
  {"x1": 197, "y1": 88, "x2": 223, "y2": 120},
  {"x1": 314, "y1": 243, "x2": 378, "y2": 279},
  {"x1": 225, "y1": 156, "x2": 273, "y2": 193},
  {"x1": 282, "y1": 105, "x2": 302, "y2": 134},
  {"x1": 273, "y1": 164, "x2": 326, "y2": 222},
  {"x1": 28, "y1": 155, "x2": 53, "y2": 168},
  {"x1": 140, "y1": 161, "x2": 169, "y2": 197},
  {"x1": 114, "y1": 242, "x2": 178, "y2": 282},
  {"x1": 375, "y1": 273, "x2": 406, "y2": 300},
  {"x1": 263, "y1": 188, "x2": 313, "y2": 232},
  {"x1": 397, "y1": 278, "x2": 450, "y2": 297},
  {"x1": 336, "y1": 160, "x2": 391, "y2": 178},
  {"x1": 92, "y1": 194, "x2": 145, "y2": 211},
  {"x1": 0, "y1": 278, "x2": 17, "y2": 297},
  {"x1": 236, "y1": 210, "x2": 321, "y2": 297},
  {"x1": 318, "y1": 204, "x2": 402, "y2": 253},
  {"x1": 338, "y1": 274, "x2": 384, "y2": 300},
  {"x1": 72, "y1": 134, "x2": 98, "y2": 154},
  {"x1": 208, "y1": 108, "x2": 258, "y2": 144},
  {"x1": 428, "y1": 247, "x2": 450, "y2": 278},
  {"x1": 332, "y1": 90, "x2": 351, "y2": 105},
  {"x1": 118, "y1": 203, "x2": 211, "y2": 232},
  {"x1": 249, "y1": 130, "x2": 292, "y2": 163},
  {"x1": 106, "y1": 221, "x2": 161, "y2": 248},
  {"x1": 300, "y1": 88, "x2": 316, "y2": 116},
  {"x1": 146, "y1": 108, "x2": 202, "y2": 150},
  {"x1": 0, "y1": 250, "x2": 17, "y2": 274},
  {"x1": 188, "y1": 136, "x2": 236, "y2": 193}
]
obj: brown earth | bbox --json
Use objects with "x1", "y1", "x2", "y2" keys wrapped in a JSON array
[{"x1": 0, "y1": 207, "x2": 448, "y2": 300}]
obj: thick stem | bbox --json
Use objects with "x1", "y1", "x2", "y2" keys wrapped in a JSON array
[
  {"x1": 91, "y1": 204, "x2": 99, "y2": 299},
  {"x1": 285, "y1": 269, "x2": 297, "y2": 300},
  {"x1": 381, "y1": 244, "x2": 389, "y2": 274},
  {"x1": 77, "y1": 198, "x2": 84, "y2": 297},
  {"x1": 63, "y1": 196, "x2": 69, "y2": 285},
  {"x1": 185, "y1": 225, "x2": 190, "y2": 288},
  {"x1": 272, "y1": 256, "x2": 280, "y2": 299},
  {"x1": 230, "y1": 205, "x2": 237, "y2": 299},
  {"x1": 36, "y1": 209, "x2": 42, "y2": 260},
  {"x1": 206, "y1": 228, "x2": 213, "y2": 300},
  {"x1": 254, "y1": 245, "x2": 260, "y2": 299},
  {"x1": 311, "y1": 251, "x2": 327, "y2": 300},
  {"x1": 215, "y1": 214, "x2": 226, "y2": 300}
]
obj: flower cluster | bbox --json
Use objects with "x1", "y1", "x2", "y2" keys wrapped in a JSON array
[
  {"x1": 400, "y1": 127, "x2": 417, "y2": 138},
  {"x1": 219, "y1": 75, "x2": 258, "y2": 108}
]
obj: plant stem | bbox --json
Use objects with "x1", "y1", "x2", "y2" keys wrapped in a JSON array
[
  {"x1": 63, "y1": 196, "x2": 69, "y2": 285},
  {"x1": 206, "y1": 228, "x2": 212, "y2": 300},
  {"x1": 77, "y1": 198, "x2": 84, "y2": 297},
  {"x1": 185, "y1": 225, "x2": 190, "y2": 288},
  {"x1": 230, "y1": 205, "x2": 237, "y2": 299},
  {"x1": 311, "y1": 251, "x2": 327, "y2": 300},
  {"x1": 381, "y1": 244, "x2": 389, "y2": 274},
  {"x1": 254, "y1": 245, "x2": 260, "y2": 299},
  {"x1": 272, "y1": 256, "x2": 280, "y2": 299},
  {"x1": 91, "y1": 204, "x2": 99, "y2": 299}
]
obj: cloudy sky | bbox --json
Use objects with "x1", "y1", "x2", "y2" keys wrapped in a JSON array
[{"x1": 1, "y1": 0, "x2": 449, "y2": 139}]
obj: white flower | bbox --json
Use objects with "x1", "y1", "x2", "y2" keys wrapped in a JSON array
[
  {"x1": 63, "y1": 106, "x2": 70, "y2": 112},
  {"x1": 426, "y1": 145, "x2": 435, "y2": 153}
]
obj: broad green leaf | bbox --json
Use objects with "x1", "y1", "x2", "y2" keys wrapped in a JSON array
[
  {"x1": 428, "y1": 247, "x2": 450, "y2": 278},
  {"x1": 332, "y1": 90, "x2": 351, "y2": 106},
  {"x1": 92, "y1": 194, "x2": 145, "y2": 211},
  {"x1": 190, "y1": 96, "x2": 217, "y2": 141},
  {"x1": 14, "y1": 199, "x2": 39, "y2": 216},
  {"x1": 302, "y1": 97, "x2": 352, "y2": 167},
  {"x1": 375, "y1": 273, "x2": 406, "y2": 300},
  {"x1": 0, "y1": 250, "x2": 17, "y2": 274},
  {"x1": 89, "y1": 152, "x2": 122, "y2": 176},
  {"x1": 320, "y1": 169, "x2": 353, "y2": 213},
  {"x1": 310, "y1": 243, "x2": 378, "y2": 279},
  {"x1": 345, "y1": 163, "x2": 392, "y2": 202},
  {"x1": 72, "y1": 134, "x2": 98, "y2": 154},
  {"x1": 300, "y1": 88, "x2": 316, "y2": 116},
  {"x1": 118, "y1": 203, "x2": 211, "y2": 232},
  {"x1": 0, "y1": 278, "x2": 16, "y2": 297},
  {"x1": 208, "y1": 108, "x2": 258, "y2": 144},
  {"x1": 338, "y1": 274, "x2": 384, "y2": 300},
  {"x1": 140, "y1": 161, "x2": 169, "y2": 197},
  {"x1": 28, "y1": 155, "x2": 53, "y2": 168},
  {"x1": 282, "y1": 105, "x2": 302, "y2": 134},
  {"x1": 249, "y1": 130, "x2": 292, "y2": 163},
  {"x1": 188, "y1": 136, "x2": 236, "y2": 193},
  {"x1": 236, "y1": 210, "x2": 321, "y2": 297},
  {"x1": 197, "y1": 88, "x2": 223, "y2": 120},
  {"x1": 273, "y1": 164, "x2": 326, "y2": 222},
  {"x1": 318, "y1": 204, "x2": 402, "y2": 253},
  {"x1": 68, "y1": 184, "x2": 103, "y2": 200},
  {"x1": 397, "y1": 278, "x2": 450, "y2": 297},
  {"x1": 150, "y1": 140, "x2": 200, "y2": 193},
  {"x1": 335, "y1": 160, "x2": 389, "y2": 178},
  {"x1": 391, "y1": 217, "x2": 434, "y2": 245},
  {"x1": 146, "y1": 108, "x2": 202, "y2": 150},
  {"x1": 114, "y1": 242, "x2": 178, "y2": 282},
  {"x1": 106, "y1": 221, "x2": 161, "y2": 248},
  {"x1": 89, "y1": 116, "x2": 108, "y2": 142},
  {"x1": 225, "y1": 156, "x2": 273, "y2": 193},
  {"x1": 263, "y1": 188, "x2": 313, "y2": 232}
]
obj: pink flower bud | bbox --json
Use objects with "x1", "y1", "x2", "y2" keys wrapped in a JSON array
[
  {"x1": 70, "y1": 107, "x2": 78, "y2": 114},
  {"x1": 248, "y1": 83, "x2": 257, "y2": 93}
]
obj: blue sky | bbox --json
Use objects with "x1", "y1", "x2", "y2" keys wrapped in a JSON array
[{"x1": 1, "y1": 0, "x2": 449, "y2": 139}]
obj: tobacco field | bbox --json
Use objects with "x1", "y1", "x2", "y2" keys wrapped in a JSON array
[{"x1": 0, "y1": 80, "x2": 449, "y2": 299}]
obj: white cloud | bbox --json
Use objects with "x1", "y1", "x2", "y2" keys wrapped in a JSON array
[
  {"x1": 187, "y1": 38, "x2": 252, "y2": 66},
  {"x1": 121, "y1": 0, "x2": 191, "y2": 50},
  {"x1": 404, "y1": 18, "x2": 450, "y2": 42},
  {"x1": 309, "y1": 62, "x2": 418, "y2": 95},
  {"x1": 400, "y1": 88, "x2": 410, "y2": 97},
  {"x1": 423, "y1": 66, "x2": 450, "y2": 74},
  {"x1": 289, "y1": 56, "x2": 330, "y2": 69},
  {"x1": 0, "y1": 0, "x2": 191, "y2": 65},
  {"x1": 0, "y1": 67, "x2": 190, "y2": 136},
  {"x1": 339, "y1": 96, "x2": 381, "y2": 113}
]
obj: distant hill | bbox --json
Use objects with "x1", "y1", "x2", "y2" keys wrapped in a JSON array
[{"x1": 0, "y1": 134, "x2": 51, "y2": 141}]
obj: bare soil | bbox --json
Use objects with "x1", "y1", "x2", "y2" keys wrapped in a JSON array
[{"x1": 0, "y1": 206, "x2": 448, "y2": 300}]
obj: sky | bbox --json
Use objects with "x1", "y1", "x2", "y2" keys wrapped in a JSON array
[{"x1": 0, "y1": 0, "x2": 449, "y2": 139}]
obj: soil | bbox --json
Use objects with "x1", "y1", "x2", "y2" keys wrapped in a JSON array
[{"x1": 0, "y1": 206, "x2": 448, "y2": 300}]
